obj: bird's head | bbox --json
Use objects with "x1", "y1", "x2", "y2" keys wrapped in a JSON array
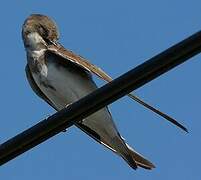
[{"x1": 22, "y1": 14, "x2": 59, "y2": 50}]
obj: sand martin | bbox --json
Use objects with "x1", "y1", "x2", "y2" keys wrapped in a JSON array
[{"x1": 22, "y1": 14, "x2": 187, "y2": 170}]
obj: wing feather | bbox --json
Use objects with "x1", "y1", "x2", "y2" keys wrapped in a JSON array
[{"x1": 47, "y1": 43, "x2": 188, "y2": 132}]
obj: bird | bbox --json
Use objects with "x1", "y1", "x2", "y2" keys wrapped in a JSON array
[{"x1": 22, "y1": 14, "x2": 187, "y2": 170}]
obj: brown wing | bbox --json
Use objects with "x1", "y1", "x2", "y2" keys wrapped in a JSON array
[
  {"x1": 47, "y1": 43, "x2": 188, "y2": 132},
  {"x1": 48, "y1": 43, "x2": 112, "y2": 80}
]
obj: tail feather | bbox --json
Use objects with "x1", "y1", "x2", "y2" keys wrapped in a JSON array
[
  {"x1": 76, "y1": 123, "x2": 154, "y2": 170},
  {"x1": 90, "y1": 133, "x2": 155, "y2": 170},
  {"x1": 110, "y1": 136, "x2": 138, "y2": 170},
  {"x1": 126, "y1": 143, "x2": 155, "y2": 169}
]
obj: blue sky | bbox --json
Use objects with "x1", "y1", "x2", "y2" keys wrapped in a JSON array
[{"x1": 0, "y1": 1, "x2": 201, "y2": 179}]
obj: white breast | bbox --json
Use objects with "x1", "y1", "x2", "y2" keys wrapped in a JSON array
[
  {"x1": 31, "y1": 49, "x2": 46, "y2": 59},
  {"x1": 32, "y1": 62, "x2": 82, "y2": 109},
  {"x1": 32, "y1": 61, "x2": 97, "y2": 110}
]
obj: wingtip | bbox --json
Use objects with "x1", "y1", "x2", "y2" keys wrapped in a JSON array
[
  {"x1": 184, "y1": 128, "x2": 189, "y2": 133},
  {"x1": 179, "y1": 124, "x2": 189, "y2": 133}
]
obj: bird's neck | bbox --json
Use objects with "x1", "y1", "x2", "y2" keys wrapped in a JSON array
[
  {"x1": 25, "y1": 33, "x2": 48, "y2": 77},
  {"x1": 24, "y1": 32, "x2": 46, "y2": 61}
]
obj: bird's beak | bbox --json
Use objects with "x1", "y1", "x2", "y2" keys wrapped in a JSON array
[{"x1": 50, "y1": 40, "x2": 59, "y2": 46}]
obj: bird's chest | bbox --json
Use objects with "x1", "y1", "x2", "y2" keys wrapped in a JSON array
[
  {"x1": 28, "y1": 49, "x2": 96, "y2": 109},
  {"x1": 32, "y1": 60, "x2": 90, "y2": 109}
]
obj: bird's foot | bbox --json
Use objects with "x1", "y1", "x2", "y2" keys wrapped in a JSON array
[{"x1": 62, "y1": 103, "x2": 73, "y2": 132}]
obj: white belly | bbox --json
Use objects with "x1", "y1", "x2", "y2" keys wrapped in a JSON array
[
  {"x1": 32, "y1": 62, "x2": 97, "y2": 110},
  {"x1": 32, "y1": 61, "x2": 119, "y2": 139}
]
